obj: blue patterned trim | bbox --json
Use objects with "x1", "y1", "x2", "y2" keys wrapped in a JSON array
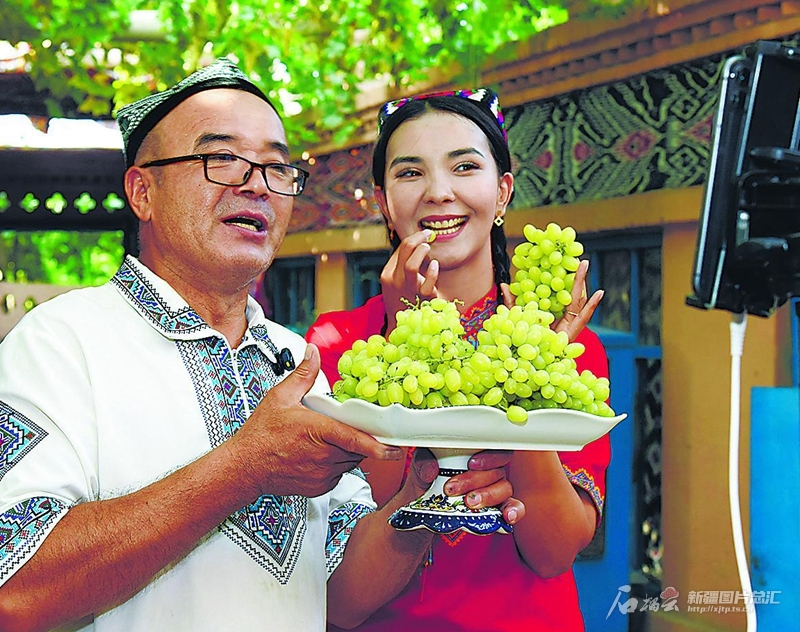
[
  {"x1": 389, "y1": 505, "x2": 512, "y2": 535},
  {"x1": 563, "y1": 465, "x2": 604, "y2": 516},
  {"x1": 0, "y1": 497, "x2": 68, "y2": 583},
  {"x1": 179, "y1": 338, "x2": 249, "y2": 446},
  {"x1": 221, "y1": 494, "x2": 308, "y2": 585},
  {"x1": 460, "y1": 286, "x2": 499, "y2": 346},
  {"x1": 177, "y1": 334, "x2": 307, "y2": 584},
  {"x1": 0, "y1": 402, "x2": 47, "y2": 482},
  {"x1": 347, "y1": 467, "x2": 368, "y2": 483},
  {"x1": 110, "y1": 258, "x2": 207, "y2": 336},
  {"x1": 326, "y1": 501, "x2": 373, "y2": 577}
]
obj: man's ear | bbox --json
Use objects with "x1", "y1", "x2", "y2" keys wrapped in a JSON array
[{"x1": 124, "y1": 167, "x2": 153, "y2": 222}]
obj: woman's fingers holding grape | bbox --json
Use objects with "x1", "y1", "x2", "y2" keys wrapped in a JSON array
[{"x1": 418, "y1": 259, "x2": 439, "y2": 298}]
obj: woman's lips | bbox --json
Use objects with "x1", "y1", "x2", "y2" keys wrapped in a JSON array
[{"x1": 419, "y1": 216, "x2": 467, "y2": 236}]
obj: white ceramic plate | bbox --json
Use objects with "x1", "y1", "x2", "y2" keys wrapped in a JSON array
[{"x1": 303, "y1": 391, "x2": 626, "y2": 451}]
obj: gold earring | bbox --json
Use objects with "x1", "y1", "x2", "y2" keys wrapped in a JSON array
[{"x1": 494, "y1": 215, "x2": 505, "y2": 227}]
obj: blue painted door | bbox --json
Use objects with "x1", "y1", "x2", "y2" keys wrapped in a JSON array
[
  {"x1": 571, "y1": 237, "x2": 664, "y2": 632},
  {"x1": 573, "y1": 329, "x2": 636, "y2": 631}
]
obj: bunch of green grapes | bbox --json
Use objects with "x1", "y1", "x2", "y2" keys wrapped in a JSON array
[
  {"x1": 332, "y1": 298, "x2": 616, "y2": 424},
  {"x1": 471, "y1": 302, "x2": 614, "y2": 423},
  {"x1": 332, "y1": 298, "x2": 478, "y2": 409},
  {"x1": 509, "y1": 222, "x2": 584, "y2": 319}
]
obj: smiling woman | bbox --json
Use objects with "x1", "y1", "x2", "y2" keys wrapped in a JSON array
[{"x1": 306, "y1": 87, "x2": 611, "y2": 632}]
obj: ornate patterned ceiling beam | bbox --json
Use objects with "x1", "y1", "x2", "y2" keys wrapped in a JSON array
[{"x1": 489, "y1": 0, "x2": 800, "y2": 108}]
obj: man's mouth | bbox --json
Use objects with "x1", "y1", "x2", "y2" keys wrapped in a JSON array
[
  {"x1": 223, "y1": 216, "x2": 265, "y2": 232},
  {"x1": 419, "y1": 217, "x2": 466, "y2": 236}
]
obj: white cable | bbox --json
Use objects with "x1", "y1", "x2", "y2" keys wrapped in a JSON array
[{"x1": 729, "y1": 312, "x2": 756, "y2": 631}]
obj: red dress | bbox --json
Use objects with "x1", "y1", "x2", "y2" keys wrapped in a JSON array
[{"x1": 306, "y1": 289, "x2": 611, "y2": 632}]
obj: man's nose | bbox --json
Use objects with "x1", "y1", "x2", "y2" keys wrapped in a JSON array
[{"x1": 238, "y1": 167, "x2": 272, "y2": 197}]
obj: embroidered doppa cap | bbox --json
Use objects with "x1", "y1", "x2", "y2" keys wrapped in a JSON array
[{"x1": 117, "y1": 58, "x2": 275, "y2": 167}]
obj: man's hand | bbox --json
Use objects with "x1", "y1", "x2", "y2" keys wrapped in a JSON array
[{"x1": 230, "y1": 344, "x2": 403, "y2": 499}]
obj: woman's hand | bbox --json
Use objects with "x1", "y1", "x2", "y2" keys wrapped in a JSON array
[
  {"x1": 553, "y1": 260, "x2": 603, "y2": 342},
  {"x1": 380, "y1": 229, "x2": 440, "y2": 332},
  {"x1": 442, "y1": 449, "x2": 526, "y2": 526}
]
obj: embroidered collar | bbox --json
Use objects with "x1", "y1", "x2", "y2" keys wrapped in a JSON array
[
  {"x1": 110, "y1": 255, "x2": 268, "y2": 342},
  {"x1": 460, "y1": 285, "x2": 499, "y2": 345}
]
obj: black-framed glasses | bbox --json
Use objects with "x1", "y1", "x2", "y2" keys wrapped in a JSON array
[{"x1": 139, "y1": 153, "x2": 309, "y2": 196}]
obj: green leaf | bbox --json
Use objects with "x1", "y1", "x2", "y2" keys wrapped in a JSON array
[{"x1": 6, "y1": 0, "x2": 638, "y2": 146}]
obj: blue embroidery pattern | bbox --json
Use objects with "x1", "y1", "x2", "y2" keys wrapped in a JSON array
[
  {"x1": 326, "y1": 498, "x2": 372, "y2": 577},
  {"x1": 222, "y1": 494, "x2": 308, "y2": 584},
  {"x1": 178, "y1": 337, "x2": 307, "y2": 585},
  {"x1": 180, "y1": 338, "x2": 249, "y2": 445},
  {"x1": 0, "y1": 497, "x2": 67, "y2": 583},
  {"x1": 0, "y1": 402, "x2": 46, "y2": 482},
  {"x1": 114, "y1": 259, "x2": 369, "y2": 584},
  {"x1": 563, "y1": 465, "x2": 604, "y2": 515},
  {"x1": 111, "y1": 258, "x2": 206, "y2": 335}
]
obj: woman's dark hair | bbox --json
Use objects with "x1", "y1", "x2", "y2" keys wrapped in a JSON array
[{"x1": 372, "y1": 95, "x2": 512, "y2": 286}]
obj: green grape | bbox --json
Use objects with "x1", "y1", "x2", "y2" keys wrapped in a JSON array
[
  {"x1": 426, "y1": 391, "x2": 445, "y2": 408},
  {"x1": 557, "y1": 290, "x2": 573, "y2": 306},
  {"x1": 461, "y1": 366, "x2": 481, "y2": 388},
  {"x1": 386, "y1": 381, "x2": 404, "y2": 404},
  {"x1": 544, "y1": 222, "x2": 562, "y2": 242},
  {"x1": 538, "y1": 297, "x2": 552, "y2": 312},
  {"x1": 358, "y1": 378, "x2": 379, "y2": 399},
  {"x1": 402, "y1": 375, "x2": 418, "y2": 393},
  {"x1": 470, "y1": 351, "x2": 492, "y2": 373},
  {"x1": 493, "y1": 367, "x2": 509, "y2": 383},
  {"x1": 483, "y1": 386, "x2": 504, "y2": 406},
  {"x1": 383, "y1": 342, "x2": 400, "y2": 363},
  {"x1": 561, "y1": 226, "x2": 577, "y2": 243},
  {"x1": 507, "y1": 405, "x2": 528, "y2": 424},
  {"x1": 449, "y1": 391, "x2": 469, "y2": 407},
  {"x1": 523, "y1": 224, "x2": 538, "y2": 243},
  {"x1": 419, "y1": 371, "x2": 439, "y2": 390},
  {"x1": 444, "y1": 368, "x2": 462, "y2": 392}
]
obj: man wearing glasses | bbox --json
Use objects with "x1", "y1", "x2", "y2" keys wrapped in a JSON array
[{"x1": 0, "y1": 59, "x2": 520, "y2": 631}]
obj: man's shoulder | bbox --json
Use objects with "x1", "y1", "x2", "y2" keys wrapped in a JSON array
[{"x1": 10, "y1": 283, "x2": 117, "y2": 329}]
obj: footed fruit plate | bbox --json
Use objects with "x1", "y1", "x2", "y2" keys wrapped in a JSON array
[
  {"x1": 303, "y1": 392, "x2": 626, "y2": 537},
  {"x1": 302, "y1": 391, "x2": 626, "y2": 452}
]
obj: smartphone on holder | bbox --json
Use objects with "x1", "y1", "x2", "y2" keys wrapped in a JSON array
[{"x1": 688, "y1": 40, "x2": 800, "y2": 316}]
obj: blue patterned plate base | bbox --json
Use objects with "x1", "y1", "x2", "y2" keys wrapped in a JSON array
[
  {"x1": 389, "y1": 502, "x2": 513, "y2": 535},
  {"x1": 389, "y1": 448, "x2": 513, "y2": 535}
]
